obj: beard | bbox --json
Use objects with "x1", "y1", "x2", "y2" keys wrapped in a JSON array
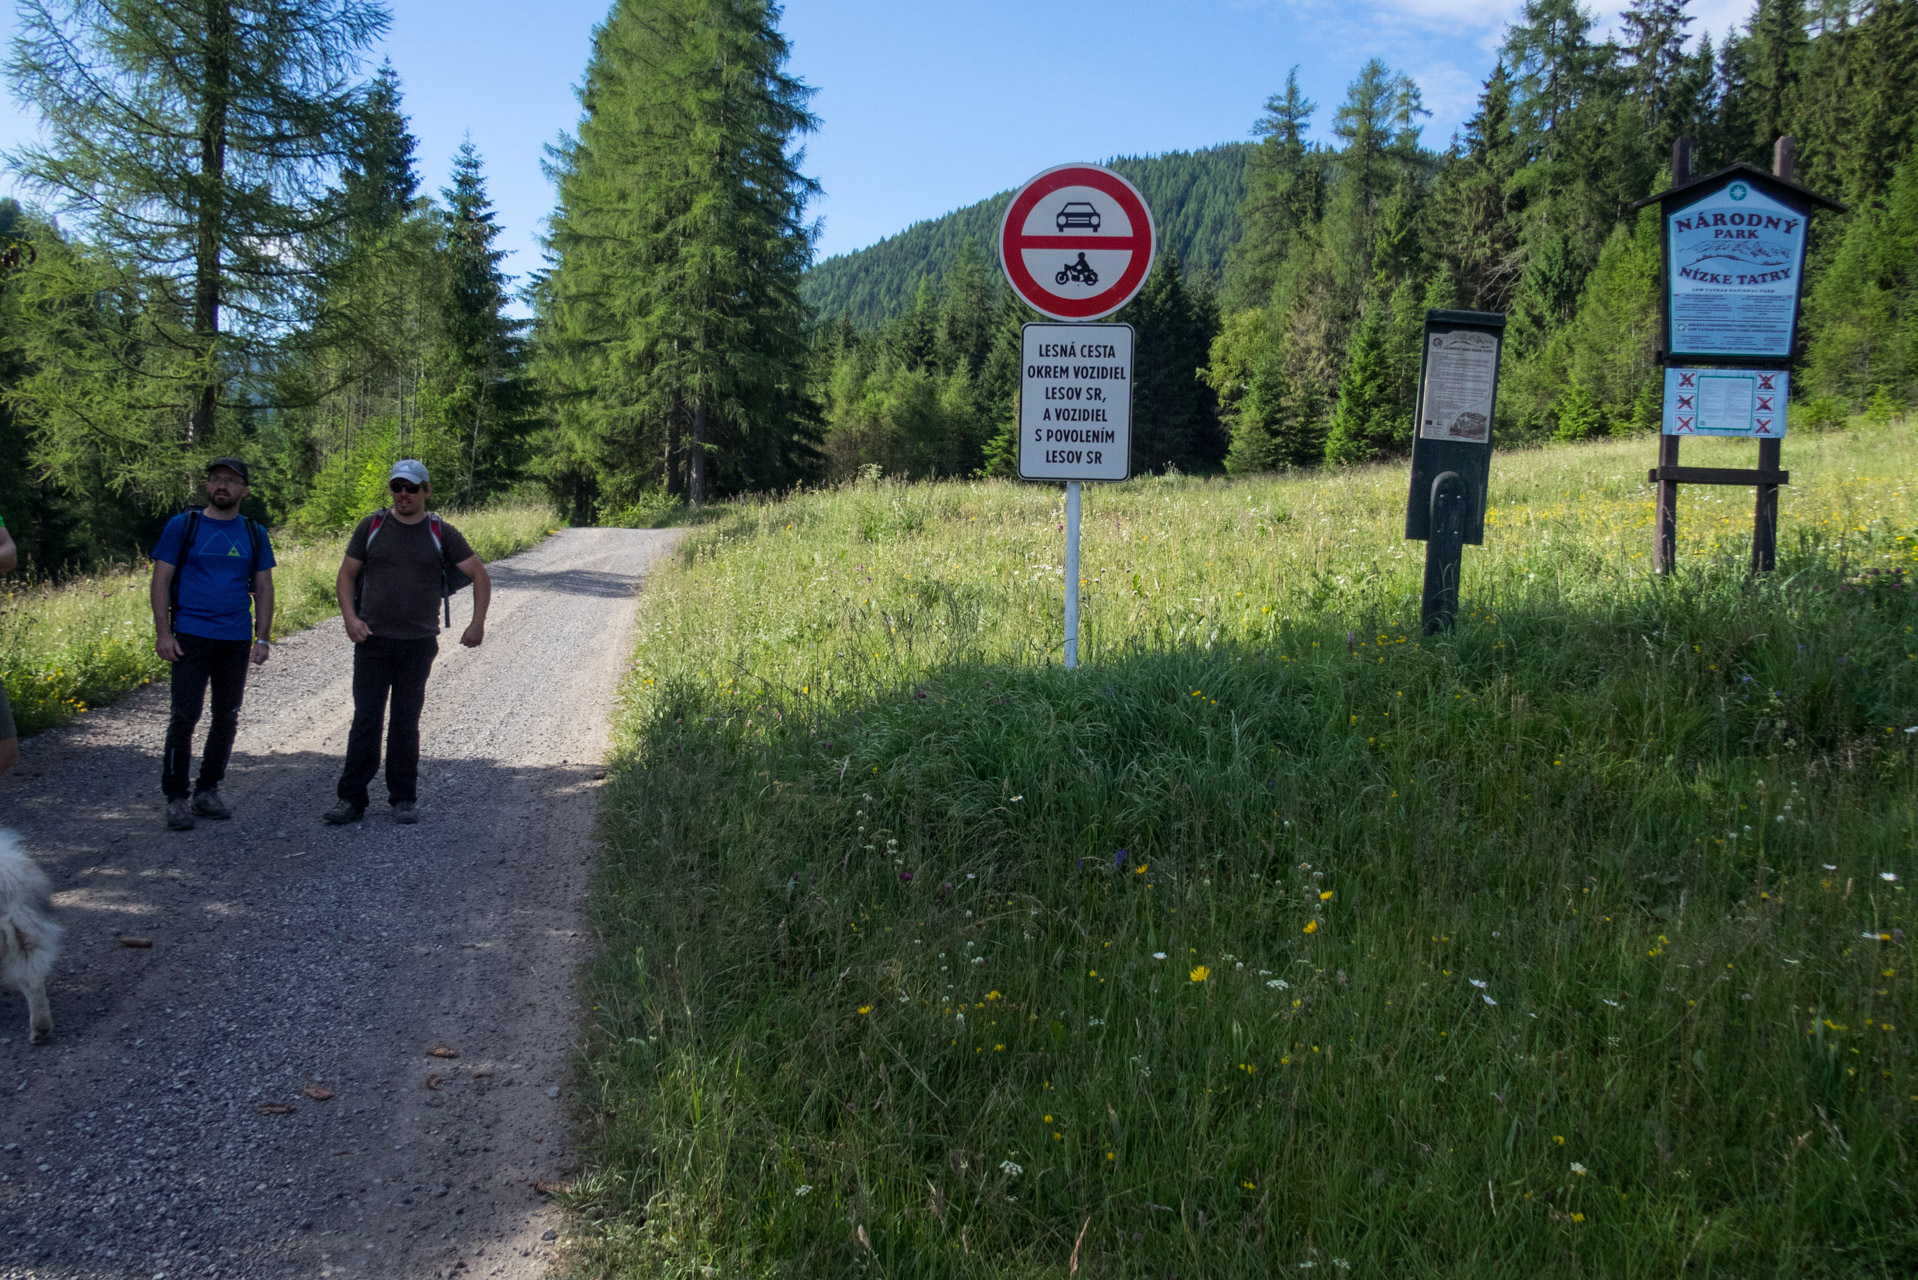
[{"x1": 206, "y1": 489, "x2": 242, "y2": 512}]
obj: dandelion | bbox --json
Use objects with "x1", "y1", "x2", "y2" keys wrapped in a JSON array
[
  {"x1": 1570, "y1": 1212, "x2": 1586, "y2": 1223},
  {"x1": 1553, "y1": 1135, "x2": 1566, "y2": 1146},
  {"x1": 1302, "y1": 920, "x2": 1319, "y2": 934},
  {"x1": 1152, "y1": 952, "x2": 1167, "y2": 960},
  {"x1": 1135, "y1": 863, "x2": 1148, "y2": 874},
  {"x1": 1319, "y1": 890, "x2": 1334, "y2": 901},
  {"x1": 1000, "y1": 1160, "x2": 1022, "y2": 1177},
  {"x1": 1190, "y1": 965, "x2": 1211, "y2": 982},
  {"x1": 857, "y1": 1005, "x2": 872, "y2": 1016},
  {"x1": 985, "y1": 990, "x2": 1001, "y2": 1001},
  {"x1": 1571, "y1": 1162, "x2": 1588, "y2": 1176}
]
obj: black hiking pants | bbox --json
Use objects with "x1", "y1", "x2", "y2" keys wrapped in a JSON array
[
  {"x1": 337, "y1": 635, "x2": 438, "y2": 810},
  {"x1": 162, "y1": 632, "x2": 251, "y2": 801}
]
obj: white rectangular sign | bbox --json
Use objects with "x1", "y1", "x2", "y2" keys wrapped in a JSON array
[
  {"x1": 1018, "y1": 322, "x2": 1132, "y2": 482},
  {"x1": 1417, "y1": 329, "x2": 1499, "y2": 442},
  {"x1": 1662, "y1": 367, "x2": 1788, "y2": 437}
]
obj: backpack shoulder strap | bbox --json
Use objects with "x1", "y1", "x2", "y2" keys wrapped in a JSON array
[
  {"x1": 169, "y1": 509, "x2": 203, "y2": 621},
  {"x1": 363, "y1": 507, "x2": 390, "y2": 549},
  {"x1": 426, "y1": 513, "x2": 444, "y2": 552},
  {"x1": 243, "y1": 516, "x2": 262, "y2": 584}
]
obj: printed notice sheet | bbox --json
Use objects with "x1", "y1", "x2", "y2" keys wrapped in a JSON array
[{"x1": 1418, "y1": 330, "x2": 1498, "y2": 442}]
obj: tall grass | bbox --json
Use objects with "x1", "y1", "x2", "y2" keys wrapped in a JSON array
[
  {"x1": 576, "y1": 426, "x2": 1916, "y2": 1277},
  {"x1": 0, "y1": 504, "x2": 557, "y2": 736}
]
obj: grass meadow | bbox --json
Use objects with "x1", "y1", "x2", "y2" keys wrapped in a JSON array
[
  {"x1": 0, "y1": 504, "x2": 557, "y2": 736},
  {"x1": 575, "y1": 422, "x2": 1917, "y2": 1278}
]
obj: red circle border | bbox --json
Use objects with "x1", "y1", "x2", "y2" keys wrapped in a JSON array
[{"x1": 998, "y1": 164, "x2": 1156, "y2": 320}]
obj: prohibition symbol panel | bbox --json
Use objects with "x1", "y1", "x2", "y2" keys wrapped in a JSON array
[{"x1": 999, "y1": 163, "x2": 1156, "y2": 321}]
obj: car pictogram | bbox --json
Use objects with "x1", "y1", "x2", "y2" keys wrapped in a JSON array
[{"x1": 1055, "y1": 201, "x2": 1101, "y2": 233}]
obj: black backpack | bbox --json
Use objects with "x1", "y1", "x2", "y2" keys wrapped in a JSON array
[
  {"x1": 167, "y1": 508, "x2": 264, "y2": 626},
  {"x1": 353, "y1": 509, "x2": 472, "y2": 626}
]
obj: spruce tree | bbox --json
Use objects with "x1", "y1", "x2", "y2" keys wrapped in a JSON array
[
  {"x1": 1746, "y1": 0, "x2": 1808, "y2": 158},
  {"x1": 432, "y1": 141, "x2": 534, "y2": 504},
  {"x1": 6, "y1": 0, "x2": 388, "y2": 492},
  {"x1": 541, "y1": 0, "x2": 818, "y2": 508},
  {"x1": 1228, "y1": 68, "x2": 1320, "y2": 307},
  {"x1": 1323, "y1": 287, "x2": 1398, "y2": 464}
]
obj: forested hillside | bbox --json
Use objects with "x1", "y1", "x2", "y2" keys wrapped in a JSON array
[{"x1": 802, "y1": 144, "x2": 1249, "y2": 327}]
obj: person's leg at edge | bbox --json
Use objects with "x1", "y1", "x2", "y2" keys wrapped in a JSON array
[
  {"x1": 193, "y1": 639, "x2": 250, "y2": 796},
  {"x1": 163, "y1": 634, "x2": 215, "y2": 800},
  {"x1": 0, "y1": 684, "x2": 16, "y2": 777},
  {"x1": 382, "y1": 637, "x2": 437, "y2": 806},
  {"x1": 336, "y1": 637, "x2": 396, "y2": 812}
]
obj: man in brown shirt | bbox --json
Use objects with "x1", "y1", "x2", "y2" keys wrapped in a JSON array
[{"x1": 323, "y1": 460, "x2": 491, "y2": 825}]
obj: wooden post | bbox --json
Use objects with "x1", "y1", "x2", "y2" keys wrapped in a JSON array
[
  {"x1": 1752, "y1": 135, "x2": 1795, "y2": 574},
  {"x1": 1654, "y1": 137, "x2": 1692, "y2": 576}
]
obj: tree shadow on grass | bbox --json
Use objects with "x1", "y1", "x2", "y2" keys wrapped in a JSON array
[{"x1": 573, "y1": 581, "x2": 1918, "y2": 1277}]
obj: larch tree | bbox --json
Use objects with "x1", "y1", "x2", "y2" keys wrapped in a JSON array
[{"x1": 6, "y1": 0, "x2": 387, "y2": 495}]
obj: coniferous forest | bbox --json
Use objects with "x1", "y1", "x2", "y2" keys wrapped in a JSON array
[{"x1": 1, "y1": 0, "x2": 1916, "y2": 561}]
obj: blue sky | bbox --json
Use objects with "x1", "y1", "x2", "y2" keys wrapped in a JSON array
[{"x1": 0, "y1": 0, "x2": 1752, "y2": 291}]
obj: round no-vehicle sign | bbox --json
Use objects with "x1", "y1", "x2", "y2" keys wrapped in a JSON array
[{"x1": 999, "y1": 163, "x2": 1156, "y2": 320}]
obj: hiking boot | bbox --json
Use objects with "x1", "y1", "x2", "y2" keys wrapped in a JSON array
[
  {"x1": 392, "y1": 801, "x2": 418, "y2": 825},
  {"x1": 191, "y1": 789, "x2": 232, "y2": 820},
  {"x1": 321, "y1": 801, "x2": 365, "y2": 825},
  {"x1": 165, "y1": 798, "x2": 195, "y2": 831}
]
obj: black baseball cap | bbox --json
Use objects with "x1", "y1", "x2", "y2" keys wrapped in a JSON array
[{"x1": 205, "y1": 457, "x2": 251, "y2": 484}]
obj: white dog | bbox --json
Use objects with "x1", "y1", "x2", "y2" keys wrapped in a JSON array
[{"x1": 0, "y1": 828, "x2": 59, "y2": 1043}]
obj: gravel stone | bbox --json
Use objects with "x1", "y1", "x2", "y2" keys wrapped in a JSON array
[{"x1": 0, "y1": 529, "x2": 679, "y2": 1279}]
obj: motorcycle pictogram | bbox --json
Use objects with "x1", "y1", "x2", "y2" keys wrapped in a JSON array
[{"x1": 1055, "y1": 253, "x2": 1099, "y2": 287}]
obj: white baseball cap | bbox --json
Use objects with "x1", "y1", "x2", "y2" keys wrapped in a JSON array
[{"x1": 389, "y1": 459, "x2": 429, "y2": 486}]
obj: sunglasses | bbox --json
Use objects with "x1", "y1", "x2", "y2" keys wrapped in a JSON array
[{"x1": 389, "y1": 481, "x2": 422, "y2": 494}]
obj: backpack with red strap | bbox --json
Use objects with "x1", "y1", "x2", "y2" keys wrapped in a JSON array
[{"x1": 353, "y1": 509, "x2": 473, "y2": 626}]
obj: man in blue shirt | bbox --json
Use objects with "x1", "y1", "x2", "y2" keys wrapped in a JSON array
[{"x1": 148, "y1": 458, "x2": 277, "y2": 830}]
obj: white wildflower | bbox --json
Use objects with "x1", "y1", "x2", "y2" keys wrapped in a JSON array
[
  {"x1": 1882, "y1": 872, "x2": 1899, "y2": 882},
  {"x1": 1152, "y1": 952, "x2": 1167, "y2": 960},
  {"x1": 999, "y1": 1160, "x2": 1022, "y2": 1177},
  {"x1": 1468, "y1": 978, "x2": 1488, "y2": 989},
  {"x1": 1482, "y1": 993, "x2": 1497, "y2": 1006},
  {"x1": 794, "y1": 1184, "x2": 813, "y2": 1197}
]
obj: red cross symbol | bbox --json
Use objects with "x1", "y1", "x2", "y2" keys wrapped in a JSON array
[
  {"x1": 1678, "y1": 394, "x2": 1695, "y2": 411},
  {"x1": 1757, "y1": 395, "x2": 1774, "y2": 412},
  {"x1": 1755, "y1": 418, "x2": 1774, "y2": 434},
  {"x1": 1676, "y1": 416, "x2": 1694, "y2": 432},
  {"x1": 1757, "y1": 374, "x2": 1776, "y2": 390},
  {"x1": 1678, "y1": 372, "x2": 1697, "y2": 388}
]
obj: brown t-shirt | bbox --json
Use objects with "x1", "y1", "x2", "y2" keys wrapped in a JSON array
[{"x1": 345, "y1": 512, "x2": 475, "y2": 640}]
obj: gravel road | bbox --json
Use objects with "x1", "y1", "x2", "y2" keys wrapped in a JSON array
[{"x1": 0, "y1": 527, "x2": 681, "y2": 1280}]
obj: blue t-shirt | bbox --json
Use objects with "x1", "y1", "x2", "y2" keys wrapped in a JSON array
[{"x1": 152, "y1": 512, "x2": 277, "y2": 642}]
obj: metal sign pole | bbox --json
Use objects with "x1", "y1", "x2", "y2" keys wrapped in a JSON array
[{"x1": 1063, "y1": 480, "x2": 1081, "y2": 668}]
